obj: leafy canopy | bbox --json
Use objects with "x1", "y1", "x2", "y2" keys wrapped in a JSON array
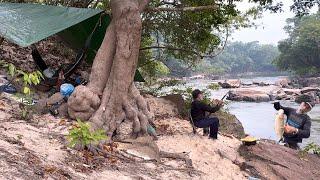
[
  {"x1": 274, "y1": 12, "x2": 320, "y2": 75},
  {"x1": 1, "y1": 0, "x2": 318, "y2": 78}
]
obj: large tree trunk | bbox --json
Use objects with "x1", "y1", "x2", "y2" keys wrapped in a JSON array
[{"x1": 67, "y1": 0, "x2": 153, "y2": 138}]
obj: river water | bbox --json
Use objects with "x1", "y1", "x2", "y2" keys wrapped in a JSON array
[{"x1": 170, "y1": 76, "x2": 320, "y2": 146}]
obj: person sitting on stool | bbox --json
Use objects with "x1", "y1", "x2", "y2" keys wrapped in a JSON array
[{"x1": 191, "y1": 89, "x2": 223, "y2": 139}]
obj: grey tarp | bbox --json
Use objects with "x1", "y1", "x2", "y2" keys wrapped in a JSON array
[{"x1": 0, "y1": 3, "x2": 103, "y2": 47}]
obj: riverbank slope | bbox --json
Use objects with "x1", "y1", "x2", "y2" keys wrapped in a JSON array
[{"x1": 1, "y1": 93, "x2": 320, "y2": 179}]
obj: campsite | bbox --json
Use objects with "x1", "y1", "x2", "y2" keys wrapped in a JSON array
[{"x1": 1, "y1": 0, "x2": 320, "y2": 179}]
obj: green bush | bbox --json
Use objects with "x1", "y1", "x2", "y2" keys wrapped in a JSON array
[
  {"x1": 140, "y1": 78, "x2": 185, "y2": 96},
  {"x1": 207, "y1": 83, "x2": 220, "y2": 91},
  {"x1": 0, "y1": 61, "x2": 44, "y2": 119},
  {"x1": 299, "y1": 142, "x2": 320, "y2": 158},
  {"x1": 68, "y1": 119, "x2": 107, "y2": 148},
  {"x1": 172, "y1": 87, "x2": 211, "y2": 115},
  {"x1": 0, "y1": 61, "x2": 43, "y2": 95}
]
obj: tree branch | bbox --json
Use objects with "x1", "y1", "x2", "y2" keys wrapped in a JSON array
[
  {"x1": 209, "y1": 27, "x2": 229, "y2": 58},
  {"x1": 140, "y1": 46, "x2": 204, "y2": 58},
  {"x1": 145, "y1": 5, "x2": 218, "y2": 13},
  {"x1": 139, "y1": 43, "x2": 227, "y2": 59}
]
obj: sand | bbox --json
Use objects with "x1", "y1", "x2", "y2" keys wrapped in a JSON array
[{"x1": 0, "y1": 93, "x2": 249, "y2": 179}]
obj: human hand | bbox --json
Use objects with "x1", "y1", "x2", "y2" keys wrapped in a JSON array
[
  {"x1": 284, "y1": 125, "x2": 297, "y2": 134},
  {"x1": 212, "y1": 99, "x2": 224, "y2": 107}
]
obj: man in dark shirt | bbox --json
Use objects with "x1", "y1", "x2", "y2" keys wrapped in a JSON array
[
  {"x1": 274, "y1": 101, "x2": 314, "y2": 149},
  {"x1": 191, "y1": 89, "x2": 223, "y2": 139}
]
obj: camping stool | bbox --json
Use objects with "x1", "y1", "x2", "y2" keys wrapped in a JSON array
[{"x1": 188, "y1": 112, "x2": 209, "y2": 136}]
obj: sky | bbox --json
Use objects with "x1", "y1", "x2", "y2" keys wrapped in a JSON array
[{"x1": 231, "y1": 0, "x2": 296, "y2": 45}]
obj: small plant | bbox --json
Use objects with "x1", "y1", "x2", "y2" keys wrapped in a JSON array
[
  {"x1": 68, "y1": 119, "x2": 107, "y2": 148},
  {"x1": 299, "y1": 142, "x2": 320, "y2": 158},
  {"x1": 0, "y1": 61, "x2": 43, "y2": 95},
  {"x1": 207, "y1": 83, "x2": 220, "y2": 91},
  {"x1": 0, "y1": 61, "x2": 44, "y2": 119}
]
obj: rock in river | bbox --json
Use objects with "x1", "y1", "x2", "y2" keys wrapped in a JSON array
[
  {"x1": 275, "y1": 78, "x2": 291, "y2": 88},
  {"x1": 300, "y1": 87, "x2": 320, "y2": 94},
  {"x1": 227, "y1": 89, "x2": 271, "y2": 102},
  {"x1": 295, "y1": 92, "x2": 319, "y2": 104},
  {"x1": 218, "y1": 79, "x2": 241, "y2": 88}
]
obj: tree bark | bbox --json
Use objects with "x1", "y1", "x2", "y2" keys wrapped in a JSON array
[{"x1": 68, "y1": 0, "x2": 153, "y2": 139}]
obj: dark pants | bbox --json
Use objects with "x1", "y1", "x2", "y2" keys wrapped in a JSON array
[
  {"x1": 194, "y1": 117, "x2": 219, "y2": 139},
  {"x1": 284, "y1": 142, "x2": 300, "y2": 150}
]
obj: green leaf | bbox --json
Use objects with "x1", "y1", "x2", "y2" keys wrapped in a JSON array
[
  {"x1": 23, "y1": 87, "x2": 30, "y2": 95},
  {"x1": 8, "y1": 63, "x2": 15, "y2": 77},
  {"x1": 36, "y1": 71, "x2": 44, "y2": 79},
  {"x1": 22, "y1": 110, "x2": 27, "y2": 118},
  {"x1": 67, "y1": 119, "x2": 107, "y2": 148}
]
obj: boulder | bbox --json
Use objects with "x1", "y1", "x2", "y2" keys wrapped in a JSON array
[
  {"x1": 46, "y1": 92, "x2": 64, "y2": 105},
  {"x1": 210, "y1": 110, "x2": 245, "y2": 139},
  {"x1": 294, "y1": 77, "x2": 320, "y2": 87},
  {"x1": 227, "y1": 89, "x2": 271, "y2": 102},
  {"x1": 301, "y1": 87, "x2": 320, "y2": 94},
  {"x1": 189, "y1": 75, "x2": 204, "y2": 80},
  {"x1": 239, "y1": 140, "x2": 320, "y2": 180},
  {"x1": 253, "y1": 81, "x2": 269, "y2": 86},
  {"x1": 210, "y1": 75, "x2": 220, "y2": 80},
  {"x1": 33, "y1": 93, "x2": 67, "y2": 116},
  {"x1": 241, "y1": 82, "x2": 253, "y2": 86},
  {"x1": 145, "y1": 95, "x2": 181, "y2": 118},
  {"x1": 160, "y1": 94, "x2": 186, "y2": 117},
  {"x1": 218, "y1": 79, "x2": 241, "y2": 88},
  {"x1": 283, "y1": 88, "x2": 301, "y2": 95},
  {"x1": 295, "y1": 92, "x2": 317, "y2": 104},
  {"x1": 145, "y1": 95, "x2": 246, "y2": 139},
  {"x1": 275, "y1": 92, "x2": 287, "y2": 100},
  {"x1": 275, "y1": 78, "x2": 291, "y2": 88}
]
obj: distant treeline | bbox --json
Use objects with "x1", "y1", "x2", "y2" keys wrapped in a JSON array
[
  {"x1": 274, "y1": 13, "x2": 320, "y2": 75},
  {"x1": 208, "y1": 41, "x2": 279, "y2": 74},
  {"x1": 148, "y1": 13, "x2": 320, "y2": 78},
  {"x1": 165, "y1": 41, "x2": 280, "y2": 77}
]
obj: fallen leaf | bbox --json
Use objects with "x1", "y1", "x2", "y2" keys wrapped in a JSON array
[
  {"x1": 44, "y1": 165, "x2": 57, "y2": 174},
  {"x1": 58, "y1": 119, "x2": 66, "y2": 126}
]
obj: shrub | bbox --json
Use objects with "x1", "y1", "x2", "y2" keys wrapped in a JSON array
[
  {"x1": 207, "y1": 83, "x2": 220, "y2": 90},
  {"x1": 68, "y1": 119, "x2": 107, "y2": 148},
  {"x1": 299, "y1": 142, "x2": 320, "y2": 158}
]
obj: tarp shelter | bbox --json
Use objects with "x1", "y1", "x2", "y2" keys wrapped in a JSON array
[{"x1": 0, "y1": 3, "x2": 144, "y2": 81}]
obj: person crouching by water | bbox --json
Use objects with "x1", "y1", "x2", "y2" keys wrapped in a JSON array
[
  {"x1": 191, "y1": 89, "x2": 223, "y2": 139},
  {"x1": 274, "y1": 101, "x2": 314, "y2": 150}
]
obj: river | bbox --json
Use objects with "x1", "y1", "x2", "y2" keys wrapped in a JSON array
[{"x1": 168, "y1": 76, "x2": 320, "y2": 147}]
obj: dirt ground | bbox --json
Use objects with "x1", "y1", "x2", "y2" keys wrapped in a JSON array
[
  {"x1": 1, "y1": 38, "x2": 319, "y2": 180},
  {"x1": 0, "y1": 37, "x2": 250, "y2": 180},
  {"x1": 1, "y1": 85, "x2": 320, "y2": 179},
  {"x1": 0, "y1": 92, "x2": 250, "y2": 180}
]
